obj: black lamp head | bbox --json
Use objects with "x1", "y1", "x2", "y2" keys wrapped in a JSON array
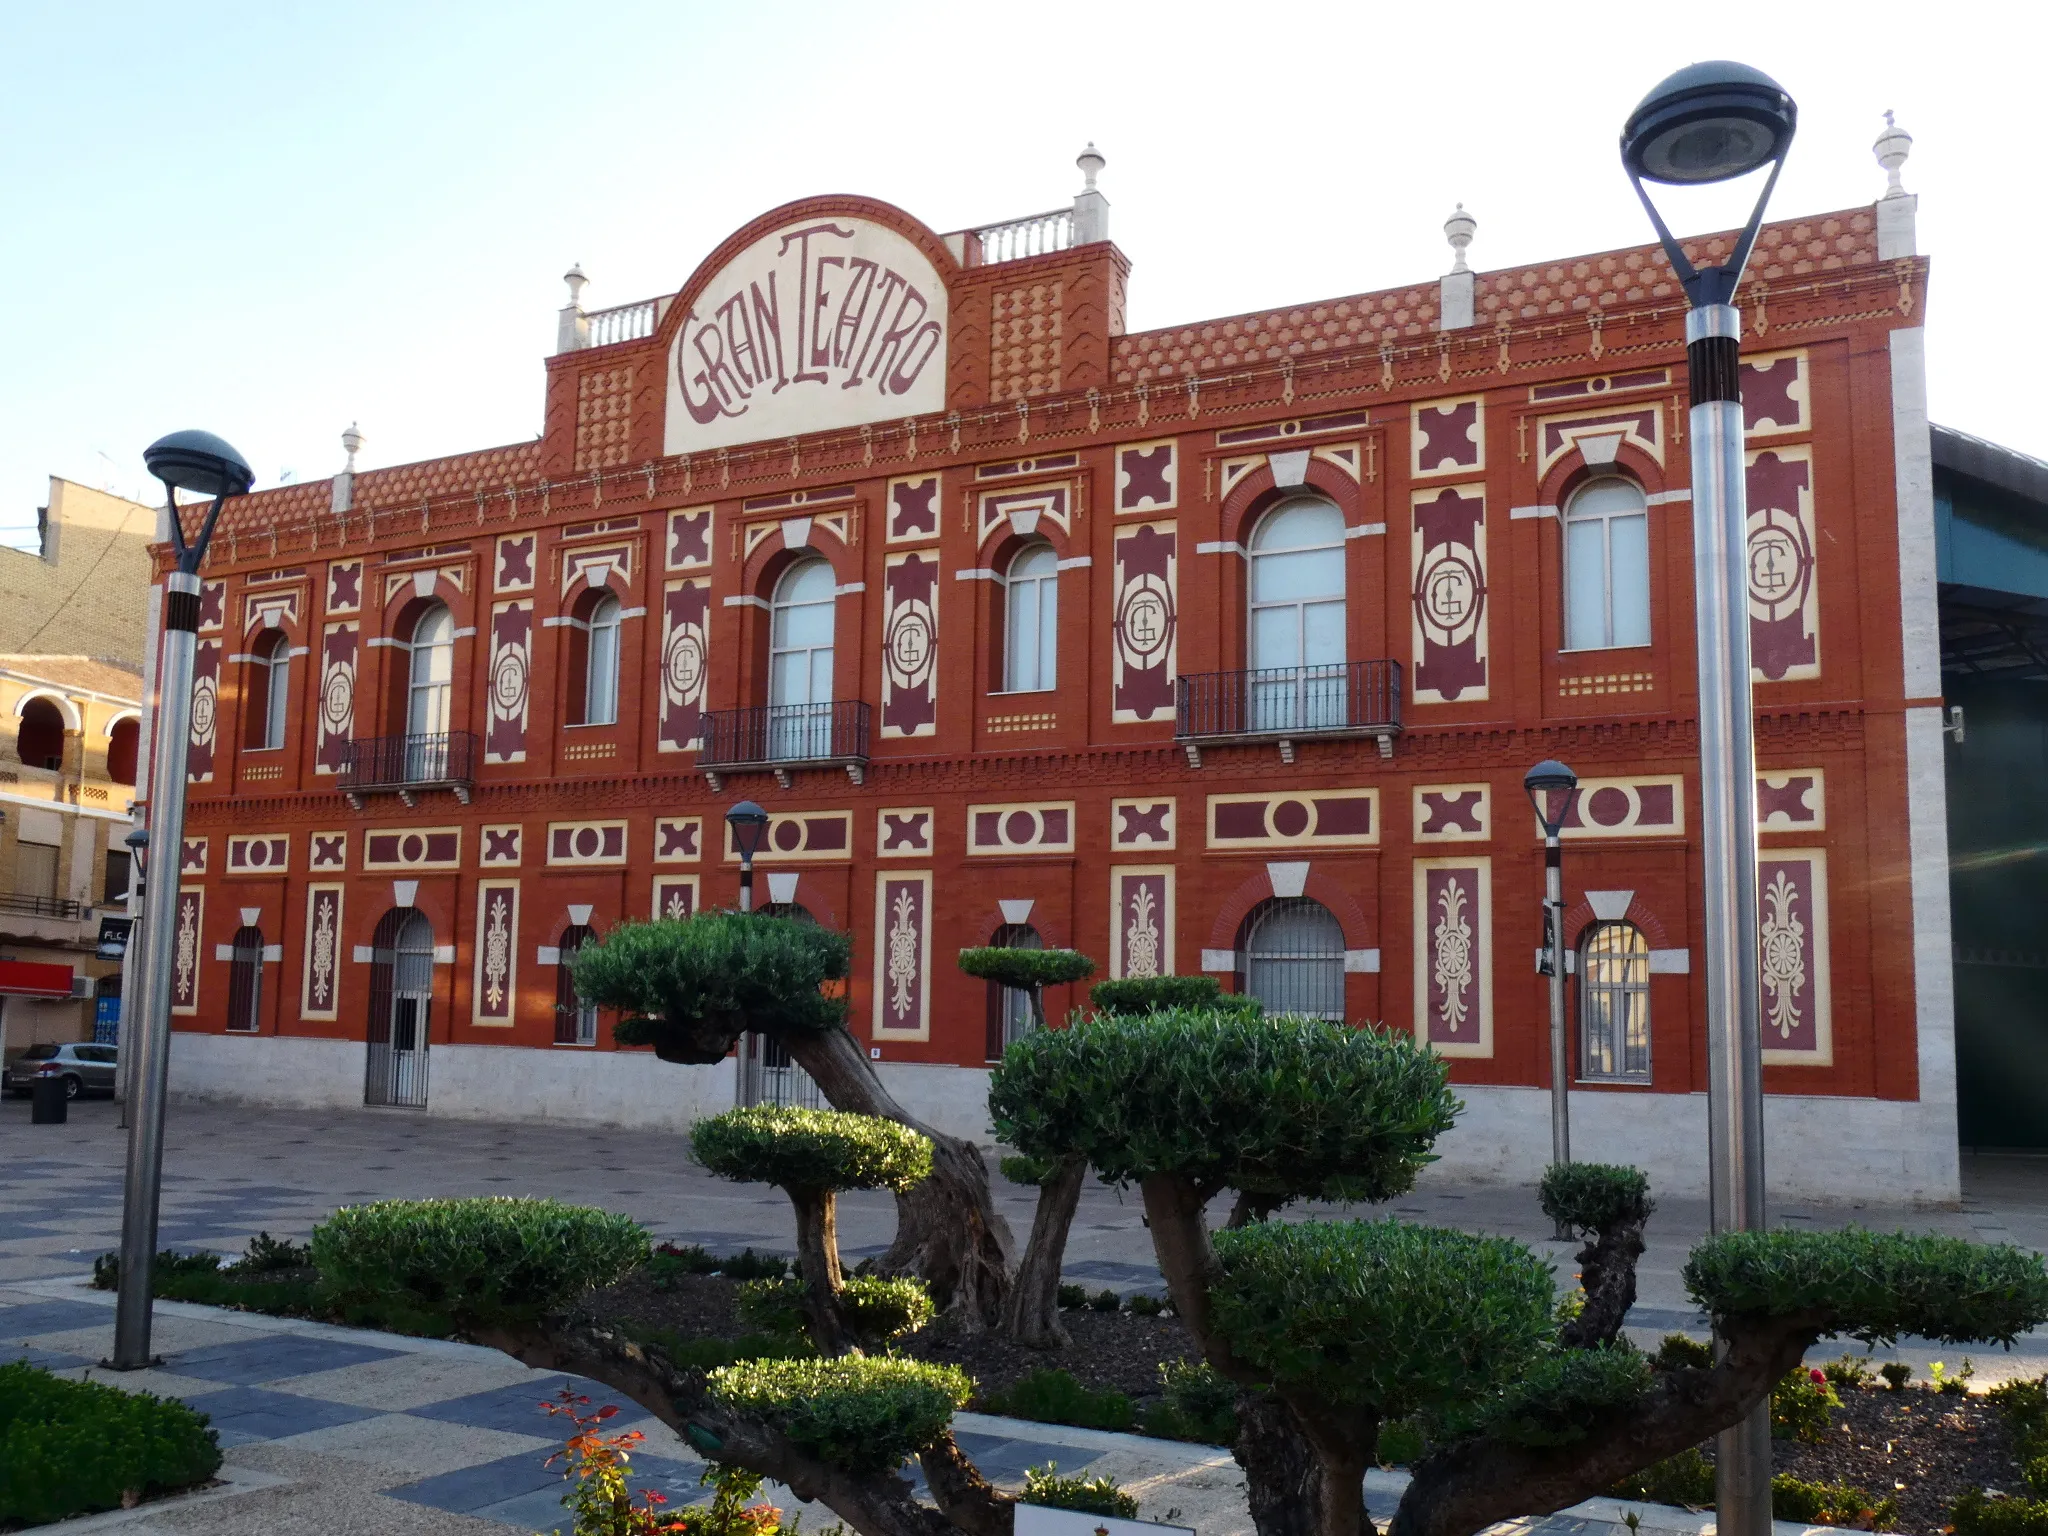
[
  {"x1": 1523, "y1": 759, "x2": 1581, "y2": 840},
  {"x1": 144, "y1": 430, "x2": 255, "y2": 499},
  {"x1": 726, "y1": 799, "x2": 771, "y2": 859},
  {"x1": 1622, "y1": 60, "x2": 1797, "y2": 186}
]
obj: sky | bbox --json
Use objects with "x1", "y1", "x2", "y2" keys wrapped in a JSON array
[{"x1": 0, "y1": 1, "x2": 2037, "y2": 547}]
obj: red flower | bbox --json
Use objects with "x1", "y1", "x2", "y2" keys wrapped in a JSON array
[{"x1": 1810, "y1": 1369, "x2": 1827, "y2": 1384}]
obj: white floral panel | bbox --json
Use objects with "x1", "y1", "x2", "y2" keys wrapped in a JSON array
[
  {"x1": 301, "y1": 884, "x2": 344, "y2": 1021},
  {"x1": 1110, "y1": 867, "x2": 1174, "y2": 980},
  {"x1": 472, "y1": 880, "x2": 520, "y2": 1027},
  {"x1": 872, "y1": 870, "x2": 931, "y2": 1041},
  {"x1": 1758, "y1": 849, "x2": 1832, "y2": 1067},
  {"x1": 1412, "y1": 858, "x2": 1491, "y2": 1058}
]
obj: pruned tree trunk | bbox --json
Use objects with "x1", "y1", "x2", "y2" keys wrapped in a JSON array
[
  {"x1": 1236, "y1": 1390, "x2": 1329, "y2": 1536},
  {"x1": 785, "y1": 1025, "x2": 1014, "y2": 1328},
  {"x1": 791, "y1": 1187, "x2": 854, "y2": 1354},
  {"x1": 473, "y1": 1315, "x2": 996, "y2": 1536},
  {"x1": 1557, "y1": 1211, "x2": 1648, "y2": 1350},
  {"x1": 998, "y1": 1154, "x2": 1085, "y2": 1347}
]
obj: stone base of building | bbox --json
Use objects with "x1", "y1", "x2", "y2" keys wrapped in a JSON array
[{"x1": 165, "y1": 1036, "x2": 1961, "y2": 1206}]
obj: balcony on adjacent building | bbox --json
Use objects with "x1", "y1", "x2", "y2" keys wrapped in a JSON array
[
  {"x1": 697, "y1": 701, "x2": 871, "y2": 790},
  {"x1": 1175, "y1": 660, "x2": 1403, "y2": 767},
  {"x1": 0, "y1": 891, "x2": 84, "y2": 921},
  {"x1": 337, "y1": 731, "x2": 478, "y2": 809}
]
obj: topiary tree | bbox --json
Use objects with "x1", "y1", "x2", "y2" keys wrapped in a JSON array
[
  {"x1": 693, "y1": 1106, "x2": 933, "y2": 1354},
  {"x1": 572, "y1": 913, "x2": 1014, "y2": 1327},
  {"x1": 1539, "y1": 1162, "x2": 1652, "y2": 1350},
  {"x1": 958, "y1": 944, "x2": 1097, "y2": 1351},
  {"x1": 1090, "y1": 974, "x2": 1260, "y2": 1017},
  {"x1": 988, "y1": 1010, "x2": 2048, "y2": 1536}
]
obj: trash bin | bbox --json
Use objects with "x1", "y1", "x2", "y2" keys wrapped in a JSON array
[{"x1": 29, "y1": 1075, "x2": 67, "y2": 1124}]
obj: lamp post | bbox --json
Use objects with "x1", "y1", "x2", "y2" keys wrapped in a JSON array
[
  {"x1": 1524, "y1": 758, "x2": 1580, "y2": 1224},
  {"x1": 1621, "y1": 61, "x2": 1797, "y2": 1536},
  {"x1": 109, "y1": 431, "x2": 253, "y2": 1370},
  {"x1": 726, "y1": 801, "x2": 770, "y2": 912},
  {"x1": 115, "y1": 827, "x2": 148, "y2": 1130}
]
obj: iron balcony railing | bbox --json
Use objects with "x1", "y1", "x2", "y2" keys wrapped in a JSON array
[
  {"x1": 0, "y1": 891, "x2": 84, "y2": 920},
  {"x1": 697, "y1": 701, "x2": 871, "y2": 772},
  {"x1": 337, "y1": 731, "x2": 478, "y2": 799},
  {"x1": 1176, "y1": 660, "x2": 1404, "y2": 745}
]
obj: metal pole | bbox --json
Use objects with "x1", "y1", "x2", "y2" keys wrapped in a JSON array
[
  {"x1": 1687, "y1": 302, "x2": 1771, "y2": 1536},
  {"x1": 1546, "y1": 834, "x2": 1571, "y2": 1214},
  {"x1": 114, "y1": 821, "x2": 147, "y2": 1129},
  {"x1": 738, "y1": 854, "x2": 754, "y2": 913},
  {"x1": 108, "y1": 569, "x2": 201, "y2": 1369}
]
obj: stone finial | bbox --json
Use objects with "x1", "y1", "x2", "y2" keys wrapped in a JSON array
[
  {"x1": 563, "y1": 263, "x2": 588, "y2": 306},
  {"x1": 341, "y1": 422, "x2": 364, "y2": 472},
  {"x1": 1444, "y1": 204, "x2": 1477, "y2": 274},
  {"x1": 1874, "y1": 111, "x2": 1913, "y2": 199},
  {"x1": 557, "y1": 264, "x2": 592, "y2": 354},
  {"x1": 1077, "y1": 142, "x2": 1105, "y2": 191}
]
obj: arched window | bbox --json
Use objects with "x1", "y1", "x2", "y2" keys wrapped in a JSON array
[
  {"x1": 106, "y1": 716, "x2": 139, "y2": 786},
  {"x1": 1248, "y1": 499, "x2": 1347, "y2": 729},
  {"x1": 1237, "y1": 896, "x2": 1346, "y2": 1020},
  {"x1": 226, "y1": 924, "x2": 265, "y2": 1033},
  {"x1": 1002, "y1": 543, "x2": 1058, "y2": 693},
  {"x1": 1579, "y1": 920, "x2": 1651, "y2": 1082},
  {"x1": 554, "y1": 923, "x2": 597, "y2": 1045},
  {"x1": 769, "y1": 559, "x2": 835, "y2": 759},
  {"x1": 1563, "y1": 478, "x2": 1650, "y2": 651},
  {"x1": 365, "y1": 908, "x2": 433, "y2": 1107},
  {"x1": 983, "y1": 922, "x2": 1043, "y2": 1061},
  {"x1": 581, "y1": 594, "x2": 621, "y2": 727},
  {"x1": 245, "y1": 632, "x2": 290, "y2": 751},
  {"x1": 405, "y1": 605, "x2": 454, "y2": 781},
  {"x1": 17, "y1": 697, "x2": 65, "y2": 771}
]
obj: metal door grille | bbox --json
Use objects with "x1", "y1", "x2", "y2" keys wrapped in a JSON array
[
  {"x1": 226, "y1": 926, "x2": 264, "y2": 1033},
  {"x1": 1237, "y1": 897, "x2": 1347, "y2": 1020},
  {"x1": 554, "y1": 925, "x2": 597, "y2": 1045},
  {"x1": 738, "y1": 1031, "x2": 823, "y2": 1109},
  {"x1": 365, "y1": 909, "x2": 433, "y2": 1108},
  {"x1": 983, "y1": 923, "x2": 1043, "y2": 1061}
]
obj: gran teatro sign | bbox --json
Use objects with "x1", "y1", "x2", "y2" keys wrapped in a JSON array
[{"x1": 664, "y1": 216, "x2": 949, "y2": 455}]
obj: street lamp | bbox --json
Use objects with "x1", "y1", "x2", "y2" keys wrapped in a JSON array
[
  {"x1": 1622, "y1": 61, "x2": 1797, "y2": 1536},
  {"x1": 1524, "y1": 758, "x2": 1580, "y2": 1216},
  {"x1": 726, "y1": 801, "x2": 770, "y2": 912},
  {"x1": 109, "y1": 431, "x2": 253, "y2": 1371}
]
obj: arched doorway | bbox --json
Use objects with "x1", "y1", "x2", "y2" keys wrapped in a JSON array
[
  {"x1": 1236, "y1": 897, "x2": 1346, "y2": 1019},
  {"x1": 738, "y1": 902, "x2": 823, "y2": 1109},
  {"x1": 365, "y1": 908, "x2": 434, "y2": 1107},
  {"x1": 983, "y1": 922, "x2": 1043, "y2": 1061}
]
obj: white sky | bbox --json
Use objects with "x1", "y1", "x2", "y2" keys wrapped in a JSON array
[{"x1": 1, "y1": 0, "x2": 2037, "y2": 547}]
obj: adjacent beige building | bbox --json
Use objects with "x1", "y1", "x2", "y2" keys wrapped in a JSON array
[{"x1": 0, "y1": 478, "x2": 157, "y2": 670}]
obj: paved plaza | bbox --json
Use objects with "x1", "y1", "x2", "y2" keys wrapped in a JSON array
[{"x1": 4, "y1": 1094, "x2": 2047, "y2": 1532}]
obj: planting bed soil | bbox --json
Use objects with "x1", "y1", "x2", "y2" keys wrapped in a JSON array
[{"x1": 1768, "y1": 1385, "x2": 2018, "y2": 1534}]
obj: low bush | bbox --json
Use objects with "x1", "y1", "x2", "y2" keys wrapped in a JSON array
[
  {"x1": 1773, "y1": 1474, "x2": 1897, "y2": 1530},
  {"x1": 1088, "y1": 1288, "x2": 1122, "y2": 1313},
  {"x1": 93, "y1": 1241, "x2": 456, "y2": 1336},
  {"x1": 1089, "y1": 975, "x2": 1246, "y2": 1016},
  {"x1": 1653, "y1": 1333, "x2": 1715, "y2": 1370},
  {"x1": 1772, "y1": 1366, "x2": 1842, "y2": 1444},
  {"x1": 706, "y1": 1355, "x2": 972, "y2": 1476},
  {"x1": 1056, "y1": 1283, "x2": 1088, "y2": 1310},
  {"x1": 1138, "y1": 1361, "x2": 1237, "y2": 1445},
  {"x1": 626, "y1": 1322, "x2": 815, "y2": 1372},
  {"x1": 693, "y1": 1107, "x2": 932, "y2": 1195},
  {"x1": 648, "y1": 1243, "x2": 723, "y2": 1291},
  {"x1": 1022, "y1": 1462, "x2": 1139, "y2": 1518},
  {"x1": 1127, "y1": 1293, "x2": 1166, "y2": 1317},
  {"x1": 311, "y1": 1197, "x2": 648, "y2": 1328},
  {"x1": 1988, "y1": 1375, "x2": 2048, "y2": 1498},
  {"x1": 719, "y1": 1249, "x2": 791, "y2": 1282},
  {"x1": 1880, "y1": 1361, "x2": 1913, "y2": 1390},
  {"x1": 91, "y1": 1248, "x2": 223, "y2": 1289},
  {"x1": 983, "y1": 1368, "x2": 1135, "y2": 1432},
  {"x1": 735, "y1": 1276, "x2": 933, "y2": 1344},
  {"x1": 1538, "y1": 1163, "x2": 1654, "y2": 1236},
  {"x1": 1955, "y1": 1489, "x2": 2048, "y2": 1536},
  {"x1": 0, "y1": 1360, "x2": 221, "y2": 1525},
  {"x1": 1933, "y1": 1358, "x2": 1977, "y2": 1395},
  {"x1": 235, "y1": 1231, "x2": 314, "y2": 1273},
  {"x1": 1824, "y1": 1352, "x2": 1875, "y2": 1390},
  {"x1": 1610, "y1": 1446, "x2": 1715, "y2": 1506}
]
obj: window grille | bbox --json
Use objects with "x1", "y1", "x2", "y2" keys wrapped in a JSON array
[
  {"x1": 1579, "y1": 920, "x2": 1651, "y2": 1082},
  {"x1": 1237, "y1": 897, "x2": 1346, "y2": 1020},
  {"x1": 365, "y1": 908, "x2": 433, "y2": 1108},
  {"x1": 226, "y1": 925, "x2": 264, "y2": 1033},
  {"x1": 739, "y1": 902, "x2": 824, "y2": 1108},
  {"x1": 555, "y1": 924, "x2": 597, "y2": 1045}
]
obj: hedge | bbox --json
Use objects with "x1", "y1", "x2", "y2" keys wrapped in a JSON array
[{"x1": 0, "y1": 1361, "x2": 221, "y2": 1525}]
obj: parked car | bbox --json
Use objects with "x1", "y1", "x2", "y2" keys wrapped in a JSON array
[{"x1": 3, "y1": 1042, "x2": 117, "y2": 1099}]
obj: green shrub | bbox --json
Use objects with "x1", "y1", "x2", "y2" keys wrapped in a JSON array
[
  {"x1": 577, "y1": 913, "x2": 853, "y2": 1062},
  {"x1": 0, "y1": 1361, "x2": 221, "y2": 1525},
  {"x1": 233, "y1": 1231, "x2": 314, "y2": 1273},
  {"x1": 1127, "y1": 1293, "x2": 1165, "y2": 1317},
  {"x1": 1824, "y1": 1352, "x2": 1875, "y2": 1390},
  {"x1": 1933, "y1": 1358, "x2": 1977, "y2": 1395},
  {"x1": 1989, "y1": 1376, "x2": 2048, "y2": 1498},
  {"x1": 1089, "y1": 1288, "x2": 1122, "y2": 1313},
  {"x1": 1139, "y1": 1361, "x2": 1237, "y2": 1445},
  {"x1": 1476, "y1": 1343, "x2": 1654, "y2": 1448},
  {"x1": 1022, "y1": 1462, "x2": 1139, "y2": 1518},
  {"x1": 1538, "y1": 1163, "x2": 1653, "y2": 1235},
  {"x1": 706, "y1": 1355, "x2": 972, "y2": 1475},
  {"x1": 957, "y1": 947, "x2": 1096, "y2": 992},
  {"x1": 91, "y1": 1248, "x2": 223, "y2": 1289},
  {"x1": 626, "y1": 1322, "x2": 815, "y2": 1372},
  {"x1": 1610, "y1": 1446, "x2": 1715, "y2": 1506},
  {"x1": 1377, "y1": 1419, "x2": 1427, "y2": 1467},
  {"x1": 990, "y1": 1011, "x2": 1459, "y2": 1206},
  {"x1": 983, "y1": 1368, "x2": 1135, "y2": 1432},
  {"x1": 1056, "y1": 1283, "x2": 1087, "y2": 1310},
  {"x1": 1653, "y1": 1333, "x2": 1716, "y2": 1370},
  {"x1": 1089, "y1": 975, "x2": 1240, "y2": 1015},
  {"x1": 1209, "y1": 1218, "x2": 1553, "y2": 1421},
  {"x1": 1880, "y1": 1360, "x2": 1912, "y2": 1390},
  {"x1": 1772, "y1": 1366, "x2": 1841, "y2": 1443},
  {"x1": 648, "y1": 1244, "x2": 721, "y2": 1291},
  {"x1": 1000, "y1": 1153, "x2": 1054, "y2": 1186},
  {"x1": 1955, "y1": 1490, "x2": 2048, "y2": 1536},
  {"x1": 719, "y1": 1248, "x2": 790, "y2": 1282},
  {"x1": 1773, "y1": 1473, "x2": 1897, "y2": 1529},
  {"x1": 1684, "y1": 1229, "x2": 2048, "y2": 1345},
  {"x1": 734, "y1": 1276, "x2": 932, "y2": 1344},
  {"x1": 311, "y1": 1197, "x2": 647, "y2": 1328},
  {"x1": 693, "y1": 1106, "x2": 932, "y2": 1195}
]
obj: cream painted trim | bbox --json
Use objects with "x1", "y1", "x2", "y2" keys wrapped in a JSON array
[
  {"x1": 1646, "y1": 490, "x2": 1691, "y2": 505},
  {"x1": 1509, "y1": 505, "x2": 1558, "y2": 521},
  {"x1": 1344, "y1": 523, "x2": 1387, "y2": 539},
  {"x1": 1195, "y1": 540, "x2": 1246, "y2": 557},
  {"x1": 722, "y1": 594, "x2": 770, "y2": 610}
]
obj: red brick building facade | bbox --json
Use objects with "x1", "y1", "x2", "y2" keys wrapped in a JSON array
[{"x1": 157, "y1": 172, "x2": 1958, "y2": 1201}]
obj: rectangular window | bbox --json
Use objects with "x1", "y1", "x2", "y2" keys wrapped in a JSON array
[
  {"x1": 17, "y1": 843, "x2": 59, "y2": 901},
  {"x1": 104, "y1": 849, "x2": 131, "y2": 904}
]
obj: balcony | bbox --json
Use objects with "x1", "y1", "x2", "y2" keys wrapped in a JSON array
[
  {"x1": 0, "y1": 892, "x2": 84, "y2": 921},
  {"x1": 1175, "y1": 660, "x2": 1403, "y2": 767},
  {"x1": 697, "y1": 702, "x2": 871, "y2": 790},
  {"x1": 338, "y1": 731, "x2": 478, "y2": 809}
]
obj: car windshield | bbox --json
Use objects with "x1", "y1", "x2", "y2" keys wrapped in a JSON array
[{"x1": 21, "y1": 1044, "x2": 59, "y2": 1060}]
